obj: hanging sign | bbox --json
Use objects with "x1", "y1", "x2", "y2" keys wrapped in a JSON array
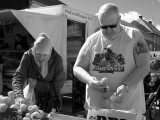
[{"x1": 64, "y1": 7, "x2": 93, "y2": 21}]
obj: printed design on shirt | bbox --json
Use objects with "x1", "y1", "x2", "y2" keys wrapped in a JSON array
[{"x1": 92, "y1": 48, "x2": 125, "y2": 73}]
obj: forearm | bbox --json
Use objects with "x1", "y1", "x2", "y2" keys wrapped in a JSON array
[
  {"x1": 73, "y1": 66, "x2": 94, "y2": 85},
  {"x1": 123, "y1": 65, "x2": 150, "y2": 88},
  {"x1": 12, "y1": 52, "x2": 29, "y2": 97},
  {"x1": 12, "y1": 73, "x2": 26, "y2": 97}
]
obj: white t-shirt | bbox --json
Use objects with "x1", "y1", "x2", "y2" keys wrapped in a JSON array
[{"x1": 84, "y1": 25, "x2": 146, "y2": 114}]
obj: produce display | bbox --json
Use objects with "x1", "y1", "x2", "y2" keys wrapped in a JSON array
[{"x1": 0, "y1": 91, "x2": 48, "y2": 120}]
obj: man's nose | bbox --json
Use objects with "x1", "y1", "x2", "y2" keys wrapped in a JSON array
[
  {"x1": 103, "y1": 28, "x2": 112, "y2": 34},
  {"x1": 106, "y1": 27, "x2": 112, "y2": 33}
]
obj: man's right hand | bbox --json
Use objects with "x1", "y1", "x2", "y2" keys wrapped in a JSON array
[{"x1": 88, "y1": 77, "x2": 109, "y2": 92}]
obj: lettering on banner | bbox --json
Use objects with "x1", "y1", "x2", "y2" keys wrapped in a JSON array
[{"x1": 64, "y1": 9, "x2": 93, "y2": 21}]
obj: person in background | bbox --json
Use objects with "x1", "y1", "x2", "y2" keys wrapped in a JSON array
[
  {"x1": 149, "y1": 73, "x2": 158, "y2": 87},
  {"x1": 145, "y1": 72, "x2": 160, "y2": 106},
  {"x1": 143, "y1": 73, "x2": 151, "y2": 93},
  {"x1": 149, "y1": 59, "x2": 160, "y2": 92},
  {"x1": 12, "y1": 33, "x2": 66, "y2": 112},
  {"x1": 0, "y1": 54, "x2": 4, "y2": 95},
  {"x1": 14, "y1": 34, "x2": 28, "y2": 50},
  {"x1": 27, "y1": 34, "x2": 35, "y2": 49},
  {"x1": 73, "y1": 3, "x2": 150, "y2": 115}
]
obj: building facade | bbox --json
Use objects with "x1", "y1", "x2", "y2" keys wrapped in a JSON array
[{"x1": 131, "y1": 16, "x2": 160, "y2": 51}]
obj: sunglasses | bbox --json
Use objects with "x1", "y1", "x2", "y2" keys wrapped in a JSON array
[{"x1": 100, "y1": 21, "x2": 118, "y2": 29}]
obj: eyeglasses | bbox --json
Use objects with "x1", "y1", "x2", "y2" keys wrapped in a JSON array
[{"x1": 100, "y1": 20, "x2": 118, "y2": 29}]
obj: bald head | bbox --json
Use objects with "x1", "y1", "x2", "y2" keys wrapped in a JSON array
[
  {"x1": 97, "y1": 3, "x2": 122, "y2": 40},
  {"x1": 97, "y1": 3, "x2": 119, "y2": 21}
]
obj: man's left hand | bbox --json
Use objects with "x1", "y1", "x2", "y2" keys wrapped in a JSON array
[
  {"x1": 111, "y1": 85, "x2": 129, "y2": 103},
  {"x1": 116, "y1": 85, "x2": 129, "y2": 95}
]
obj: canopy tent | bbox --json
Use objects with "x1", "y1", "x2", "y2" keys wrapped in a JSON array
[
  {"x1": 10, "y1": 9, "x2": 67, "y2": 72},
  {"x1": 0, "y1": 8, "x2": 67, "y2": 72}
]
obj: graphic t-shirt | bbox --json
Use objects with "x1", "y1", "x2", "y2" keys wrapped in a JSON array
[{"x1": 84, "y1": 25, "x2": 146, "y2": 114}]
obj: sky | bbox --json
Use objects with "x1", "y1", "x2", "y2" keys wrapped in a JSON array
[{"x1": 60, "y1": 0, "x2": 160, "y2": 30}]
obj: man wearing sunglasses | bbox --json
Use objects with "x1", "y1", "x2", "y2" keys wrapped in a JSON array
[{"x1": 73, "y1": 3, "x2": 150, "y2": 117}]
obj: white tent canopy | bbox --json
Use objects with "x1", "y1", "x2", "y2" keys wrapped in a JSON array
[{"x1": 9, "y1": 9, "x2": 67, "y2": 72}]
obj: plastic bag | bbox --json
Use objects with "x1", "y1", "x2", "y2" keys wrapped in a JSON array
[{"x1": 23, "y1": 84, "x2": 36, "y2": 105}]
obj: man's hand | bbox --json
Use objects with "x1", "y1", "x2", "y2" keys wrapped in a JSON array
[
  {"x1": 88, "y1": 77, "x2": 109, "y2": 92},
  {"x1": 116, "y1": 84, "x2": 129, "y2": 96},
  {"x1": 28, "y1": 78, "x2": 37, "y2": 88},
  {"x1": 111, "y1": 85, "x2": 129, "y2": 103},
  {"x1": 99, "y1": 78, "x2": 110, "y2": 87}
]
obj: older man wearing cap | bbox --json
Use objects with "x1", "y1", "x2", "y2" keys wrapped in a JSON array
[{"x1": 12, "y1": 33, "x2": 66, "y2": 112}]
